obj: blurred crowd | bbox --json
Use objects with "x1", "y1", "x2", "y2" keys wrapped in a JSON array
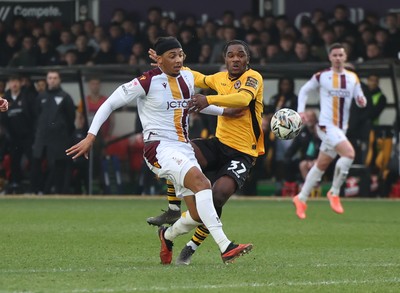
[{"x1": 0, "y1": 5, "x2": 399, "y2": 68}]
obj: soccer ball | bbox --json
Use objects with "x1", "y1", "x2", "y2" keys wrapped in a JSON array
[{"x1": 270, "y1": 108, "x2": 303, "y2": 140}]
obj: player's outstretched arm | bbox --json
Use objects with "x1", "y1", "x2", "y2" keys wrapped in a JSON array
[{"x1": 66, "y1": 133, "x2": 96, "y2": 160}]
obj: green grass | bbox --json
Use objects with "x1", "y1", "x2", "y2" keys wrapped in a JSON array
[{"x1": 0, "y1": 196, "x2": 399, "y2": 293}]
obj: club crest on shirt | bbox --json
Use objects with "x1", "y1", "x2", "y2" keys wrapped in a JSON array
[
  {"x1": 245, "y1": 77, "x2": 258, "y2": 89},
  {"x1": 234, "y1": 80, "x2": 241, "y2": 89}
]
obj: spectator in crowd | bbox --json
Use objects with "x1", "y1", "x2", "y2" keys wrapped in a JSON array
[
  {"x1": 375, "y1": 28, "x2": 395, "y2": 58},
  {"x1": 0, "y1": 33, "x2": 20, "y2": 67},
  {"x1": 275, "y1": 15, "x2": 290, "y2": 39},
  {"x1": 365, "y1": 41, "x2": 385, "y2": 62},
  {"x1": 77, "y1": 76, "x2": 114, "y2": 193},
  {"x1": 270, "y1": 34, "x2": 297, "y2": 63},
  {"x1": 70, "y1": 22, "x2": 84, "y2": 39},
  {"x1": 1, "y1": 75, "x2": 37, "y2": 193},
  {"x1": 198, "y1": 43, "x2": 212, "y2": 64},
  {"x1": 60, "y1": 49, "x2": 79, "y2": 66},
  {"x1": 265, "y1": 77, "x2": 298, "y2": 194},
  {"x1": 366, "y1": 74, "x2": 387, "y2": 127},
  {"x1": 143, "y1": 6, "x2": 162, "y2": 29},
  {"x1": 56, "y1": 30, "x2": 76, "y2": 58},
  {"x1": 70, "y1": 111, "x2": 89, "y2": 194},
  {"x1": 90, "y1": 38, "x2": 116, "y2": 65},
  {"x1": 31, "y1": 25, "x2": 44, "y2": 40},
  {"x1": 36, "y1": 35, "x2": 59, "y2": 66},
  {"x1": 210, "y1": 26, "x2": 236, "y2": 63},
  {"x1": 83, "y1": 19, "x2": 97, "y2": 50},
  {"x1": 75, "y1": 34, "x2": 95, "y2": 65},
  {"x1": 313, "y1": 28, "x2": 336, "y2": 61},
  {"x1": 91, "y1": 26, "x2": 106, "y2": 50},
  {"x1": 165, "y1": 21, "x2": 179, "y2": 39},
  {"x1": 385, "y1": 12, "x2": 400, "y2": 54},
  {"x1": 43, "y1": 19, "x2": 60, "y2": 47},
  {"x1": 359, "y1": 29, "x2": 375, "y2": 59},
  {"x1": 299, "y1": 22, "x2": 321, "y2": 47},
  {"x1": 311, "y1": 8, "x2": 326, "y2": 25},
  {"x1": 283, "y1": 109, "x2": 320, "y2": 194},
  {"x1": 118, "y1": 19, "x2": 137, "y2": 60},
  {"x1": 202, "y1": 20, "x2": 219, "y2": 45},
  {"x1": 142, "y1": 24, "x2": 160, "y2": 51},
  {"x1": 31, "y1": 70, "x2": 76, "y2": 194},
  {"x1": 20, "y1": 75, "x2": 38, "y2": 98},
  {"x1": 129, "y1": 42, "x2": 147, "y2": 65},
  {"x1": 294, "y1": 40, "x2": 319, "y2": 62},
  {"x1": 8, "y1": 35, "x2": 37, "y2": 67},
  {"x1": 35, "y1": 79, "x2": 47, "y2": 93},
  {"x1": 348, "y1": 74, "x2": 387, "y2": 165},
  {"x1": 261, "y1": 43, "x2": 280, "y2": 65},
  {"x1": 12, "y1": 16, "x2": 28, "y2": 40},
  {"x1": 220, "y1": 10, "x2": 236, "y2": 27},
  {"x1": 179, "y1": 27, "x2": 200, "y2": 63},
  {"x1": 110, "y1": 8, "x2": 126, "y2": 25},
  {"x1": 330, "y1": 4, "x2": 357, "y2": 36}
]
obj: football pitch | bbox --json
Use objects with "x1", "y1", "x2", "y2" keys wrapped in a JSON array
[{"x1": 0, "y1": 196, "x2": 399, "y2": 293}]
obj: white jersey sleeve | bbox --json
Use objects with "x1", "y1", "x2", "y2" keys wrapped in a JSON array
[
  {"x1": 298, "y1": 75, "x2": 319, "y2": 113},
  {"x1": 200, "y1": 105, "x2": 224, "y2": 116},
  {"x1": 88, "y1": 79, "x2": 145, "y2": 135}
]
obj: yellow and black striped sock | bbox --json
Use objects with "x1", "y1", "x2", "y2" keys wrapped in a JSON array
[
  {"x1": 190, "y1": 224, "x2": 210, "y2": 247},
  {"x1": 166, "y1": 180, "x2": 181, "y2": 210}
]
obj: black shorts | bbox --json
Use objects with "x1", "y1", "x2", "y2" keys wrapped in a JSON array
[{"x1": 192, "y1": 137, "x2": 256, "y2": 190}]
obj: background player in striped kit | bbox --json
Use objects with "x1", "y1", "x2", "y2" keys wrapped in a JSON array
[{"x1": 292, "y1": 43, "x2": 367, "y2": 219}]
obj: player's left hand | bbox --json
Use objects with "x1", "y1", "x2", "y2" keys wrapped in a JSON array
[
  {"x1": 188, "y1": 94, "x2": 209, "y2": 113},
  {"x1": 355, "y1": 96, "x2": 367, "y2": 108},
  {"x1": 0, "y1": 98, "x2": 9, "y2": 112}
]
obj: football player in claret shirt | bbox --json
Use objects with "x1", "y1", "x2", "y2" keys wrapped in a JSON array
[
  {"x1": 292, "y1": 43, "x2": 367, "y2": 220},
  {"x1": 147, "y1": 40, "x2": 265, "y2": 265},
  {"x1": 66, "y1": 37, "x2": 253, "y2": 264}
]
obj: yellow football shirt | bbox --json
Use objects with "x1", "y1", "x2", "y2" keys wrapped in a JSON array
[{"x1": 191, "y1": 68, "x2": 265, "y2": 157}]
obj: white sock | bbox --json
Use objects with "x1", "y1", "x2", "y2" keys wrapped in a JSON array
[
  {"x1": 168, "y1": 204, "x2": 180, "y2": 211},
  {"x1": 298, "y1": 166, "x2": 324, "y2": 202},
  {"x1": 187, "y1": 240, "x2": 199, "y2": 251},
  {"x1": 195, "y1": 189, "x2": 231, "y2": 253},
  {"x1": 330, "y1": 157, "x2": 353, "y2": 195},
  {"x1": 164, "y1": 211, "x2": 201, "y2": 241}
]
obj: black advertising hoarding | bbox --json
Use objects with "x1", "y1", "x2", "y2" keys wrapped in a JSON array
[{"x1": 0, "y1": 1, "x2": 75, "y2": 24}]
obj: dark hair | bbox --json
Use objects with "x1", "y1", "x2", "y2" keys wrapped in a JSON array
[
  {"x1": 328, "y1": 42, "x2": 345, "y2": 53},
  {"x1": 222, "y1": 39, "x2": 250, "y2": 58}
]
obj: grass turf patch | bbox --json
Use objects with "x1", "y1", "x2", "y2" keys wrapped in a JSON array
[{"x1": 0, "y1": 197, "x2": 399, "y2": 292}]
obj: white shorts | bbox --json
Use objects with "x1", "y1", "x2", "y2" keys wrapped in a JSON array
[
  {"x1": 317, "y1": 125, "x2": 348, "y2": 158},
  {"x1": 143, "y1": 140, "x2": 201, "y2": 197}
]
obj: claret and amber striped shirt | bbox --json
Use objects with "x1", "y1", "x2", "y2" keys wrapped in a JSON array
[{"x1": 298, "y1": 68, "x2": 364, "y2": 131}]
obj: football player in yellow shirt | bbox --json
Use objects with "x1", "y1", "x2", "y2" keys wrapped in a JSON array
[{"x1": 148, "y1": 40, "x2": 265, "y2": 265}]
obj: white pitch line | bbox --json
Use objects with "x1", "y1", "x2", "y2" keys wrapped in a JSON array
[
  {"x1": 67, "y1": 278, "x2": 400, "y2": 292},
  {"x1": 1, "y1": 262, "x2": 399, "y2": 274}
]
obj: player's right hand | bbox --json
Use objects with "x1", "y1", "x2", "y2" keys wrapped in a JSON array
[{"x1": 66, "y1": 133, "x2": 96, "y2": 160}]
